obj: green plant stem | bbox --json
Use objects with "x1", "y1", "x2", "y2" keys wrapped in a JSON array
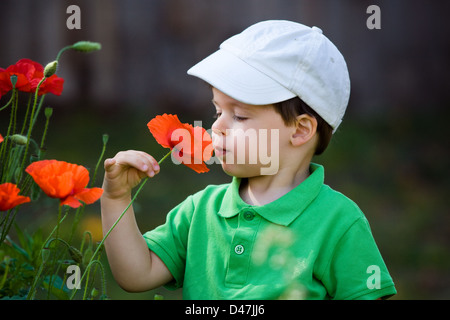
[
  {"x1": 0, "y1": 207, "x2": 19, "y2": 244},
  {"x1": 39, "y1": 108, "x2": 51, "y2": 149},
  {"x1": 27, "y1": 207, "x2": 69, "y2": 300},
  {"x1": 55, "y1": 45, "x2": 74, "y2": 62},
  {"x1": 90, "y1": 135, "x2": 108, "y2": 187},
  {"x1": 17, "y1": 78, "x2": 46, "y2": 183},
  {"x1": 69, "y1": 134, "x2": 109, "y2": 243},
  {"x1": 0, "y1": 88, "x2": 16, "y2": 112},
  {"x1": 20, "y1": 94, "x2": 32, "y2": 135},
  {"x1": 69, "y1": 148, "x2": 173, "y2": 300},
  {"x1": 55, "y1": 205, "x2": 62, "y2": 241},
  {"x1": 31, "y1": 95, "x2": 45, "y2": 130},
  {"x1": 82, "y1": 260, "x2": 106, "y2": 300},
  {"x1": 0, "y1": 91, "x2": 17, "y2": 182}
]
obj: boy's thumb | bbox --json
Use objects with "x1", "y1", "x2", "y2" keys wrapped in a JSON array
[{"x1": 104, "y1": 158, "x2": 116, "y2": 171}]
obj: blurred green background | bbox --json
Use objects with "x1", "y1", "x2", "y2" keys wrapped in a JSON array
[{"x1": 1, "y1": 0, "x2": 449, "y2": 299}]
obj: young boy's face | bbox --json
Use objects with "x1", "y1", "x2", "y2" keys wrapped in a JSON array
[{"x1": 211, "y1": 87, "x2": 295, "y2": 177}]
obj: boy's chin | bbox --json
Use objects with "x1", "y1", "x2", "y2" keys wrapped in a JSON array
[{"x1": 220, "y1": 163, "x2": 274, "y2": 178}]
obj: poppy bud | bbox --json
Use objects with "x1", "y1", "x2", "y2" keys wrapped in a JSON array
[
  {"x1": 90, "y1": 288, "x2": 99, "y2": 298},
  {"x1": 45, "y1": 107, "x2": 53, "y2": 119},
  {"x1": 44, "y1": 61, "x2": 58, "y2": 78},
  {"x1": 10, "y1": 134, "x2": 28, "y2": 145},
  {"x1": 71, "y1": 41, "x2": 102, "y2": 53},
  {"x1": 102, "y1": 134, "x2": 109, "y2": 145},
  {"x1": 68, "y1": 246, "x2": 83, "y2": 264},
  {"x1": 10, "y1": 75, "x2": 18, "y2": 88}
]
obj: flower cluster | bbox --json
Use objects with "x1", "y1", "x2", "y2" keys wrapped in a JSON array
[
  {"x1": 0, "y1": 58, "x2": 64, "y2": 99},
  {"x1": 0, "y1": 42, "x2": 107, "y2": 300},
  {"x1": 0, "y1": 40, "x2": 213, "y2": 300}
]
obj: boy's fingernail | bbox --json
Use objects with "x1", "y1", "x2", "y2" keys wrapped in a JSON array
[{"x1": 142, "y1": 165, "x2": 149, "y2": 171}]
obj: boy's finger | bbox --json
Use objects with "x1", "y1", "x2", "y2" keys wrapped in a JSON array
[{"x1": 104, "y1": 158, "x2": 116, "y2": 171}]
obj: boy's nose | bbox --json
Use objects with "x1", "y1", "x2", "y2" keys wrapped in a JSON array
[{"x1": 211, "y1": 119, "x2": 227, "y2": 136}]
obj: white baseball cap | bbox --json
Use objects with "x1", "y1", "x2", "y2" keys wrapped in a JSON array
[{"x1": 187, "y1": 20, "x2": 350, "y2": 132}]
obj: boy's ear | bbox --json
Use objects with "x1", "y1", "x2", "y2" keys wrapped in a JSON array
[{"x1": 290, "y1": 114, "x2": 318, "y2": 147}]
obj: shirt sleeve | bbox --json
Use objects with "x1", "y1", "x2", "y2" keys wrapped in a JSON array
[
  {"x1": 320, "y1": 217, "x2": 397, "y2": 300},
  {"x1": 142, "y1": 195, "x2": 194, "y2": 290}
]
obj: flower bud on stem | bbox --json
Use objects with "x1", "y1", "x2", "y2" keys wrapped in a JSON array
[{"x1": 43, "y1": 61, "x2": 58, "y2": 78}]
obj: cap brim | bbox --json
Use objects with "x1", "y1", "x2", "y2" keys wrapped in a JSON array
[{"x1": 187, "y1": 49, "x2": 296, "y2": 105}]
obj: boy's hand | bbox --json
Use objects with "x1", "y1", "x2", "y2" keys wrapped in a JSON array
[{"x1": 102, "y1": 150, "x2": 160, "y2": 200}]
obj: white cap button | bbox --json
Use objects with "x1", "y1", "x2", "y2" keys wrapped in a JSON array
[{"x1": 312, "y1": 26, "x2": 323, "y2": 34}]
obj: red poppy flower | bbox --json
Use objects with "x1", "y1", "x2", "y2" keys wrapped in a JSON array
[
  {"x1": 0, "y1": 134, "x2": 3, "y2": 144},
  {"x1": 0, "y1": 183, "x2": 31, "y2": 211},
  {"x1": 147, "y1": 114, "x2": 213, "y2": 173},
  {"x1": 25, "y1": 160, "x2": 103, "y2": 208},
  {"x1": 0, "y1": 59, "x2": 64, "y2": 99}
]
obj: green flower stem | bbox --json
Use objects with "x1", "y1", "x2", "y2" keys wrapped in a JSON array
[
  {"x1": 82, "y1": 260, "x2": 106, "y2": 300},
  {"x1": 31, "y1": 95, "x2": 46, "y2": 132},
  {"x1": 0, "y1": 88, "x2": 16, "y2": 112},
  {"x1": 0, "y1": 91, "x2": 17, "y2": 182},
  {"x1": 27, "y1": 207, "x2": 69, "y2": 300},
  {"x1": 55, "y1": 205, "x2": 62, "y2": 241},
  {"x1": 20, "y1": 94, "x2": 32, "y2": 135},
  {"x1": 90, "y1": 134, "x2": 109, "y2": 188},
  {"x1": 69, "y1": 134, "x2": 109, "y2": 244},
  {"x1": 0, "y1": 207, "x2": 18, "y2": 244},
  {"x1": 55, "y1": 45, "x2": 73, "y2": 62},
  {"x1": 18, "y1": 78, "x2": 46, "y2": 183},
  {"x1": 69, "y1": 148, "x2": 173, "y2": 300},
  {"x1": 40, "y1": 118, "x2": 49, "y2": 149}
]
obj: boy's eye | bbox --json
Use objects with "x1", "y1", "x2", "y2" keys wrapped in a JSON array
[
  {"x1": 213, "y1": 112, "x2": 247, "y2": 122},
  {"x1": 233, "y1": 115, "x2": 247, "y2": 121}
]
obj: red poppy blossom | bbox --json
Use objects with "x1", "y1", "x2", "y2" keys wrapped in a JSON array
[
  {"x1": 147, "y1": 114, "x2": 213, "y2": 173},
  {"x1": 26, "y1": 160, "x2": 103, "y2": 208},
  {"x1": 0, "y1": 183, "x2": 31, "y2": 211},
  {"x1": 0, "y1": 134, "x2": 3, "y2": 144},
  {"x1": 0, "y1": 59, "x2": 64, "y2": 99}
]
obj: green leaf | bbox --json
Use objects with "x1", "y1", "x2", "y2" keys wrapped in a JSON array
[{"x1": 42, "y1": 275, "x2": 69, "y2": 300}]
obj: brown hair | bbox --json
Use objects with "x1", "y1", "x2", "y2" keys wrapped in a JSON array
[{"x1": 273, "y1": 97, "x2": 333, "y2": 155}]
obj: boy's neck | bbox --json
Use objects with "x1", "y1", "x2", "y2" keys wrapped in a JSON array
[{"x1": 239, "y1": 160, "x2": 312, "y2": 206}]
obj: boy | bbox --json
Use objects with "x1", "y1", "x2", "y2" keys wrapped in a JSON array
[{"x1": 101, "y1": 20, "x2": 396, "y2": 299}]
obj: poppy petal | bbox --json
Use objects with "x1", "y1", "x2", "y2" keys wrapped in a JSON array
[
  {"x1": 171, "y1": 152, "x2": 210, "y2": 173},
  {"x1": 75, "y1": 188, "x2": 104, "y2": 205},
  {"x1": 147, "y1": 114, "x2": 185, "y2": 149},
  {"x1": 183, "y1": 162, "x2": 210, "y2": 173},
  {"x1": 38, "y1": 75, "x2": 64, "y2": 96},
  {"x1": 60, "y1": 195, "x2": 82, "y2": 208},
  {"x1": 0, "y1": 183, "x2": 31, "y2": 211},
  {"x1": 26, "y1": 160, "x2": 102, "y2": 207}
]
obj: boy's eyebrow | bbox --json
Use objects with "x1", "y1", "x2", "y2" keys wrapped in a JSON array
[{"x1": 211, "y1": 99, "x2": 255, "y2": 113}]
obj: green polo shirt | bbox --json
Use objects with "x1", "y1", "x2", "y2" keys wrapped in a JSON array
[{"x1": 143, "y1": 163, "x2": 396, "y2": 299}]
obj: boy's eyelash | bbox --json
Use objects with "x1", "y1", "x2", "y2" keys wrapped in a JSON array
[
  {"x1": 213, "y1": 112, "x2": 247, "y2": 121},
  {"x1": 233, "y1": 115, "x2": 247, "y2": 121}
]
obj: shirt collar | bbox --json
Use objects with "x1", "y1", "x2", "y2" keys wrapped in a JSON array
[{"x1": 217, "y1": 163, "x2": 324, "y2": 226}]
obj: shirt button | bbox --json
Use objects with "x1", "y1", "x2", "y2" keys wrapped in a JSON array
[
  {"x1": 234, "y1": 244, "x2": 245, "y2": 255},
  {"x1": 243, "y1": 211, "x2": 254, "y2": 221}
]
